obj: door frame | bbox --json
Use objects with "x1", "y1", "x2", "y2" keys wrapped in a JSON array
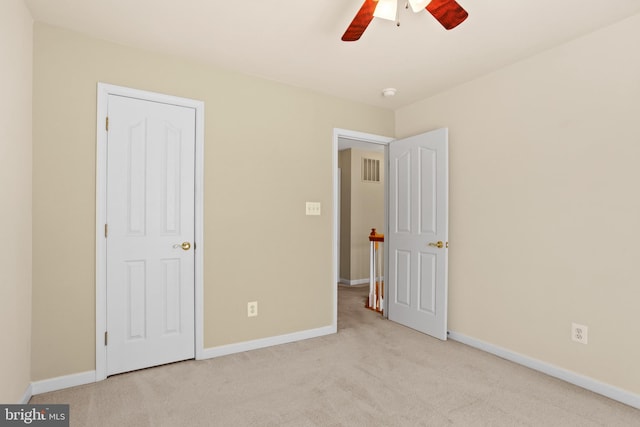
[
  {"x1": 95, "y1": 83, "x2": 205, "y2": 381},
  {"x1": 332, "y1": 128, "x2": 393, "y2": 327}
]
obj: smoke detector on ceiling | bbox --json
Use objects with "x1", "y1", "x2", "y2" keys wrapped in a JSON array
[{"x1": 382, "y1": 88, "x2": 397, "y2": 97}]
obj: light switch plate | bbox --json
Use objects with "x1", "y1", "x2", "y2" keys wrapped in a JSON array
[{"x1": 306, "y1": 202, "x2": 321, "y2": 216}]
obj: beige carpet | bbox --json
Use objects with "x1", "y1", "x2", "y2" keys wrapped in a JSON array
[{"x1": 31, "y1": 285, "x2": 639, "y2": 426}]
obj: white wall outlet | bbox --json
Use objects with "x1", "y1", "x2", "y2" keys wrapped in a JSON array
[
  {"x1": 571, "y1": 322, "x2": 588, "y2": 344},
  {"x1": 247, "y1": 301, "x2": 258, "y2": 317},
  {"x1": 305, "y1": 202, "x2": 321, "y2": 216}
]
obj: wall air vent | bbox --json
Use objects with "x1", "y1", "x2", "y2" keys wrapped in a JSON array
[{"x1": 362, "y1": 158, "x2": 380, "y2": 183}]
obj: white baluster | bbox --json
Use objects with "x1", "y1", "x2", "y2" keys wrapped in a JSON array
[{"x1": 369, "y1": 239, "x2": 375, "y2": 309}]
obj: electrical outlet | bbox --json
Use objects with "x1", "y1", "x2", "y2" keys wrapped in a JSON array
[
  {"x1": 247, "y1": 301, "x2": 258, "y2": 317},
  {"x1": 571, "y1": 322, "x2": 588, "y2": 344}
]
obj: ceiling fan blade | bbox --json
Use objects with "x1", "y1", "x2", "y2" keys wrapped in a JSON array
[
  {"x1": 426, "y1": 0, "x2": 468, "y2": 30},
  {"x1": 342, "y1": 0, "x2": 378, "y2": 42}
]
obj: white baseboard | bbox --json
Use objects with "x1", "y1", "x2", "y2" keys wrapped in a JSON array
[
  {"x1": 199, "y1": 325, "x2": 335, "y2": 360},
  {"x1": 31, "y1": 371, "x2": 96, "y2": 396},
  {"x1": 448, "y1": 331, "x2": 640, "y2": 410},
  {"x1": 339, "y1": 278, "x2": 369, "y2": 286},
  {"x1": 19, "y1": 383, "x2": 32, "y2": 404},
  {"x1": 30, "y1": 327, "x2": 336, "y2": 395}
]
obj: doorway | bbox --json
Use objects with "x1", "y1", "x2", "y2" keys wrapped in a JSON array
[
  {"x1": 332, "y1": 128, "x2": 449, "y2": 340},
  {"x1": 95, "y1": 83, "x2": 205, "y2": 380},
  {"x1": 332, "y1": 129, "x2": 393, "y2": 326}
]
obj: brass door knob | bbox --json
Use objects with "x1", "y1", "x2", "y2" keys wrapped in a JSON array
[
  {"x1": 174, "y1": 242, "x2": 191, "y2": 250},
  {"x1": 428, "y1": 241, "x2": 444, "y2": 249}
]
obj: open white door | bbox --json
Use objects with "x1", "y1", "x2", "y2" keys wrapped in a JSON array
[
  {"x1": 105, "y1": 94, "x2": 196, "y2": 375},
  {"x1": 387, "y1": 128, "x2": 449, "y2": 340}
]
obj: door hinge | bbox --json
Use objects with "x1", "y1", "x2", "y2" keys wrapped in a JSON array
[
  {"x1": 104, "y1": 223, "x2": 108, "y2": 238},
  {"x1": 105, "y1": 116, "x2": 109, "y2": 131},
  {"x1": 104, "y1": 331, "x2": 108, "y2": 346}
]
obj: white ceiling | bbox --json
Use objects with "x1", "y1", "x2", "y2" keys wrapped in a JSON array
[{"x1": 24, "y1": 0, "x2": 640, "y2": 110}]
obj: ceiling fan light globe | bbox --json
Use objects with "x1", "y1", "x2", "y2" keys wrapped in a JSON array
[
  {"x1": 373, "y1": 0, "x2": 397, "y2": 21},
  {"x1": 408, "y1": 0, "x2": 430, "y2": 13}
]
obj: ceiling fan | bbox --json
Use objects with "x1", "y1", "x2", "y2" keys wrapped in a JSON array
[{"x1": 342, "y1": 0, "x2": 468, "y2": 42}]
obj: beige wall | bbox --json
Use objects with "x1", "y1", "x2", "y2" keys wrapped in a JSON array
[
  {"x1": 338, "y1": 148, "x2": 385, "y2": 282},
  {"x1": 0, "y1": 0, "x2": 33, "y2": 403},
  {"x1": 396, "y1": 13, "x2": 640, "y2": 394},
  {"x1": 348, "y1": 148, "x2": 385, "y2": 280},
  {"x1": 31, "y1": 23, "x2": 394, "y2": 381},
  {"x1": 338, "y1": 150, "x2": 352, "y2": 280}
]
